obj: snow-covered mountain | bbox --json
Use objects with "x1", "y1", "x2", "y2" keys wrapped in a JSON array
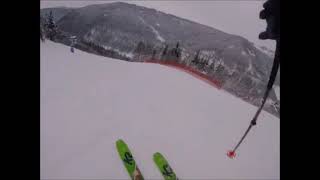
[
  {"x1": 256, "y1": 45, "x2": 276, "y2": 58},
  {"x1": 40, "y1": 2, "x2": 279, "y2": 116},
  {"x1": 41, "y1": 40, "x2": 279, "y2": 180},
  {"x1": 41, "y1": 6, "x2": 72, "y2": 22}
]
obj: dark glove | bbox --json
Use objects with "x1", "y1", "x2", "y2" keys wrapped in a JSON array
[{"x1": 259, "y1": 0, "x2": 280, "y2": 40}]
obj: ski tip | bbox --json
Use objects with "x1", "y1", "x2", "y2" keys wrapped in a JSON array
[
  {"x1": 153, "y1": 152, "x2": 162, "y2": 158},
  {"x1": 116, "y1": 139, "x2": 125, "y2": 147},
  {"x1": 153, "y1": 152, "x2": 165, "y2": 162},
  {"x1": 116, "y1": 139, "x2": 124, "y2": 143},
  {"x1": 227, "y1": 150, "x2": 236, "y2": 159}
]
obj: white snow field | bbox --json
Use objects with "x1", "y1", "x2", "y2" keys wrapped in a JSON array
[{"x1": 41, "y1": 41, "x2": 279, "y2": 179}]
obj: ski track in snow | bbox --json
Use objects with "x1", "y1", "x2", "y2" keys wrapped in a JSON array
[
  {"x1": 139, "y1": 16, "x2": 165, "y2": 42},
  {"x1": 41, "y1": 41, "x2": 279, "y2": 180},
  {"x1": 149, "y1": 25, "x2": 165, "y2": 42}
]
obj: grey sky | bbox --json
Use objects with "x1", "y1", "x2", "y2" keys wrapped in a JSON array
[{"x1": 40, "y1": 0, "x2": 276, "y2": 50}]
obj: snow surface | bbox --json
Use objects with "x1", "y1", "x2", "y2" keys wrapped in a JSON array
[
  {"x1": 41, "y1": 41, "x2": 279, "y2": 179},
  {"x1": 274, "y1": 85, "x2": 280, "y2": 100},
  {"x1": 247, "y1": 60, "x2": 253, "y2": 72},
  {"x1": 255, "y1": 44, "x2": 275, "y2": 58}
]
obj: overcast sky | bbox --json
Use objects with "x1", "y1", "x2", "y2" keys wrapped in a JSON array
[{"x1": 40, "y1": 0, "x2": 276, "y2": 50}]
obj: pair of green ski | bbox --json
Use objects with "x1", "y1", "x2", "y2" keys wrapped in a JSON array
[{"x1": 116, "y1": 139, "x2": 178, "y2": 180}]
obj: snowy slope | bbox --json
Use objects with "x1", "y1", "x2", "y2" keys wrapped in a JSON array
[
  {"x1": 41, "y1": 41, "x2": 279, "y2": 179},
  {"x1": 274, "y1": 85, "x2": 280, "y2": 100}
]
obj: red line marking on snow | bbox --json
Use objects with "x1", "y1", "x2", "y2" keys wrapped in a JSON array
[{"x1": 143, "y1": 60, "x2": 222, "y2": 89}]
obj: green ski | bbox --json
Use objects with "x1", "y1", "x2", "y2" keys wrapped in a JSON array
[
  {"x1": 153, "y1": 152, "x2": 178, "y2": 180},
  {"x1": 116, "y1": 139, "x2": 144, "y2": 180}
]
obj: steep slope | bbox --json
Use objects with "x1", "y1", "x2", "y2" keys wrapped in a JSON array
[{"x1": 41, "y1": 40, "x2": 279, "y2": 179}]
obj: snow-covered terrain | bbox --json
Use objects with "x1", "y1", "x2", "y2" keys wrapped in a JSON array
[
  {"x1": 255, "y1": 44, "x2": 275, "y2": 58},
  {"x1": 138, "y1": 16, "x2": 165, "y2": 43},
  {"x1": 274, "y1": 85, "x2": 280, "y2": 100},
  {"x1": 41, "y1": 2, "x2": 280, "y2": 112},
  {"x1": 41, "y1": 41, "x2": 279, "y2": 179}
]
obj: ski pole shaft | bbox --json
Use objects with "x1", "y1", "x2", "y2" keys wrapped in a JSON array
[{"x1": 231, "y1": 39, "x2": 280, "y2": 154}]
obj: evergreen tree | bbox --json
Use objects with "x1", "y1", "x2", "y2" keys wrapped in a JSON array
[
  {"x1": 134, "y1": 41, "x2": 147, "y2": 61},
  {"x1": 40, "y1": 15, "x2": 45, "y2": 41},
  {"x1": 215, "y1": 63, "x2": 225, "y2": 75},
  {"x1": 193, "y1": 50, "x2": 200, "y2": 64},
  {"x1": 199, "y1": 58, "x2": 205, "y2": 70},
  {"x1": 40, "y1": 26, "x2": 44, "y2": 42},
  {"x1": 152, "y1": 49, "x2": 157, "y2": 60},
  {"x1": 46, "y1": 11, "x2": 58, "y2": 41},
  {"x1": 134, "y1": 41, "x2": 145, "y2": 54},
  {"x1": 209, "y1": 61, "x2": 215, "y2": 71},
  {"x1": 174, "y1": 42, "x2": 181, "y2": 58},
  {"x1": 144, "y1": 43, "x2": 154, "y2": 55},
  {"x1": 162, "y1": 44, "x2": 168, "y2": 56},
  {"x1": 161, "y1": 44, "x2": 168, "y2": 61}
]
